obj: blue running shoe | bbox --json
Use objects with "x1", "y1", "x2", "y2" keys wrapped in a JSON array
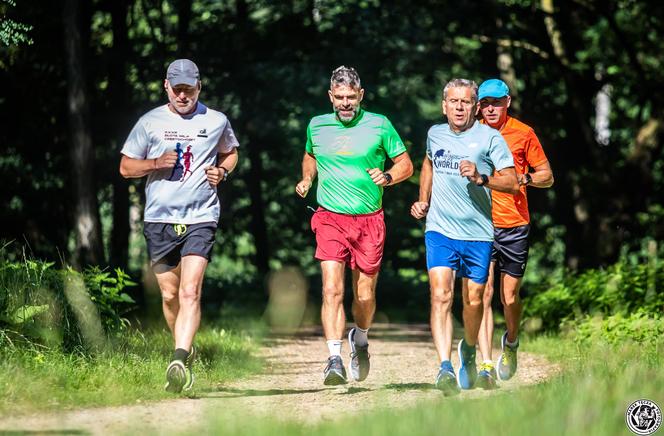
[
  {"x1": 457, "y1": 339, "x2": 477, "y2": 390},
  {"x1": 476, "y1": 361, "x2": 497, "y2": 389},
  {"x1": 323, "y1": 355, "x2": 347, "y2": 386},
  {"x1": 348, "y1": 328, "x2": 370, "y2": 382},
  {"x1": 497, "y1": 331, "x2": 519, "y2": 381},
  {"x1": 435, "y1": 360, "x2": 459, "y2": 395}
]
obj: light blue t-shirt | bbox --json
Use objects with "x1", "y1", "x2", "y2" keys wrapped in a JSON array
[{"x1": 425, "y1": 122, "x2": 514, "y2": 241}]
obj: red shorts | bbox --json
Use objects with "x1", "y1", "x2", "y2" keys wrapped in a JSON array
[{"x1": 310, "y1": 208, "x2": 386, "y2": 275}]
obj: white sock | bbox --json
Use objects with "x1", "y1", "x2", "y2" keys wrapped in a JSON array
[
  {"x1": 506, "y1": 336, "x2": 519, "y2": 348},
  {"x1": 483, "y1": 359, "x2": 494, "y2": 366},
  {"x1": 353, "y1": 327, "x2": 369, "y2": 347},
  {"x1": 327, "y1": 340, "x2": 342, "y2": 357}
]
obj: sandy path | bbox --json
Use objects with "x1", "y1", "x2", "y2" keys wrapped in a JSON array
[{"x1": 0, "y1": 324, "x2": 559, "y2": 434}]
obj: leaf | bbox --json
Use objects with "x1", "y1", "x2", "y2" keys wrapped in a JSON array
[{"x1": 4, "y1": 304, "x2": 49, "y2": 325}]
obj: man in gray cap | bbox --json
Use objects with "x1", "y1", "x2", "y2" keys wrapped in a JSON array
[{"x1": 120, "y1": 59, "x2": 240, "y2": 393}]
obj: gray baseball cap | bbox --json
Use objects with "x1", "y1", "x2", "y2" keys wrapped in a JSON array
[{"x1": 166, "y1": 59, "x2": 200, "y2": 87}]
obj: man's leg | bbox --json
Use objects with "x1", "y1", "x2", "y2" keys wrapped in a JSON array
[
  {"x1": 347, "y1": 269, "x2": 378, "y2": 382},
  {"x1": 321, "y1": 260, "x2": 347, "y2": 385},
  {"x1": 154, "y1": 263, "x2": 182, "y2": 336},
  {"x1": 429, "y1": 267, "x2": 455, "y2": 363},
  {"x1": 174, "y1": 255, "x2": 208, "y2": 351},
  {"x1": 457, "y1": 278, "x2": 485, "y2": 389},
  {"x1": 350, "y1": 269, "x2": 378, "y2": 329},
  {"x1": 477, "y1": 261, "x2": 496, "y2": 361},
  {"x1": 500, "y1": 272, "x2": 523, "y2": 343}
]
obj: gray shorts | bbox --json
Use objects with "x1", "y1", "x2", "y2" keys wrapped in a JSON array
[
  {"x1": 491, "y1": 224, "x2": 530, "y2": 278},
  {"x1": 143, "y1": 222, "x2": 217, "y2": 273}
]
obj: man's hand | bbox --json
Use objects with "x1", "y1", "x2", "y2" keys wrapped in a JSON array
[
  {"x1": 459, "y1": 160, "x2": 481, "y2": 185},
  {"x1": 411, "y1": 201, "x2": 429, "y2": 219},
  {"x1": 205, "y1": 166, "x2": 225, "y2": 187},
  {"x1": 155, "y1": 151, "x2": 178, "y2": 169},
  {"x1": 295, "y1": 178, "x2": 313, "y2": 198},
  {"x1": 367, "y1": 168, "x2": 389, "y2": 186}
]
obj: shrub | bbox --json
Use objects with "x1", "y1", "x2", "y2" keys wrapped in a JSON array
[{"x1": 0, "y1": 257, "x2": 136, "y2": 352}]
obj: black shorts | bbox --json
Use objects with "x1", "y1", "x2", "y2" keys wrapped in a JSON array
[
  {"x1": 143, "y1": 222, "x2": 217, "y2": 273},
  {"x1": 491, "y1": 224, "x2": 530, "y2": 278}
]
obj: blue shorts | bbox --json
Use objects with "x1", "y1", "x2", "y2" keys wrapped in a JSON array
[{"x1": 425, "y1": 231, "x2": 492, "y2": 284}]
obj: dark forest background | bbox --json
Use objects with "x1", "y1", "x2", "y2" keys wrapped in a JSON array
[{"x1": 1, "y1": 0, "x2": 663, "y2": 321}]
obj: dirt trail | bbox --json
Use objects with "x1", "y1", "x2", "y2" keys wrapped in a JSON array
[{"x1": 0, "y1": 324, "x2": 560, "y2": 434}]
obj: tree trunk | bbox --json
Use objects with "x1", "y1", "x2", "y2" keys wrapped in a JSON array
[
  {"x1": 63, "y1": 0, "x2": 104, "y2": 267},
  {"x1": 108, "y1": 0, "x2": 131, "y2": 271},
  {"x1": 176, "y1": 0, "x2": 192, "y2": 57}
]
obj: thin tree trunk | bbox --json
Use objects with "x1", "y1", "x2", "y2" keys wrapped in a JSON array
[
  {"x1": 108, "y1": 0, "x2": 131, "y2": 271},
  {"x1": 63, "y1": 0, "x2": 104, "y2": 267},
  {"x1": 176, "y1": 0, "x2": 192, "y2": 56}
]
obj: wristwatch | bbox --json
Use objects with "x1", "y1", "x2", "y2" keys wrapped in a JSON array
[
  {"x1": 384, "y1": 172, "x2": 393, "y2": 185},
  {"x1": 220, "y1": 166, "x2": 229, "y2": 182},
  {"x1": 524, "y1": 173, "x2": 533, "y2": 185},
  {"x1": 478, "y1": 174, "x2": 489, "y2": 186}
]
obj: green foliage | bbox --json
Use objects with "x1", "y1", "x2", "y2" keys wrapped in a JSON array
[
  {"x1": 524, "y1": 242, "x2": 664, "y2": 332},
  {"x1": 0, "y1": 253, "x2": 136, "y2": 352},
  {"x1": 0, "y1": 0, "x2": 32, "y2": 47},
  {"x1": 570, "y1": 311, "x2": 664, "y2": 352}
]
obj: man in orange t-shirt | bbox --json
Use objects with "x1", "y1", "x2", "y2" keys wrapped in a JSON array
[{"x1": 476, "y1": 79, "x2": 554, "y2": 384}]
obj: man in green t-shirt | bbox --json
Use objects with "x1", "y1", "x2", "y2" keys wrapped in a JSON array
[{"x1": 295, "y1": 66, "x2": 413, "y2": 385}]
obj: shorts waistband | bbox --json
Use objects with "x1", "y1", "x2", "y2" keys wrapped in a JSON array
[{"x1": 317, "y1": 207, "x2": 383, "y2": 217}]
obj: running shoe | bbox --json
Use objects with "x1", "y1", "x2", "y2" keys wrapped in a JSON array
[
  {"x1": 323, "y1": 355, "x2": 347, "y2": 386},
  {"x1": 476, "y1": 361, "x2": 497, "y2": 389},
  {"x1": 164, "y1": 359, "x2": 189, "y2": 393},
  {"x1": 183, "y1": 344, "x2": 197, "y2": 391},
  {"x1": 497, "y1": 331, "x2": 519, "y2": 381},
  {"x1": 457, "y1": 339, "x2": 477, "y2": 390},
  {"x1": 435, "y1": 360, "x2": 459, "y2": 395},
  {"x1": 348, "y1": 328, "x2": 370, "y2": 382}
]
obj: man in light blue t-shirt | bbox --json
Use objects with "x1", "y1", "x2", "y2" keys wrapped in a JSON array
[{"x1": 410, "y1": 78, "x2": 518, "y2": 392}]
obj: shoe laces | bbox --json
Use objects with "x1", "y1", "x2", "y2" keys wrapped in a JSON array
[{"x1": 479, "y1": 362, "x2": 495, "y2": 373}]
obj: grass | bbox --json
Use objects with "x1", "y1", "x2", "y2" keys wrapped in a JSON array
[
  {"x1": 194, "y1": 334, "x2": 664, "y2": 436},
  {"x1": 0, "y1": 325, "x2": 262, "y2": 414}
]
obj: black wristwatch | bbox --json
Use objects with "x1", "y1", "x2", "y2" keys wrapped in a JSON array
[
  {"x1": 524, "y1": 173, "x2": 532, "y2": 185},
  {"x1": 384, "y1": 172, "x2": 393, "y2": 185},
  {"x1": 220, "y1": 166, "x2": 229, "y2": 182},
  {"x1": 478, "y1": 174, "x2": 489, "y2": 186}
]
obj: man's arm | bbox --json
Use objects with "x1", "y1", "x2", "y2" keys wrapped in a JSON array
[
  {"x1": 119, "y1": 152, "x2": 178, "y2": 179},
  {"x1": 295, "y1": 152, "x2": 317, "y2": 198},
  {"x1": 367, "y1": 151, "x2": 414, "y2": 187},
  {"x1": 410, "y1": 156, "x2": 432, "y2": 219},
  {"x1": 459, "y1": 160, "x2": 519, "y2": 195},
  {"x1": 205, "y1": 147, "x2": 238, "y2": 187},
  {"x1": 520, "y1": 161, "x2": 554, "y2": 188}
]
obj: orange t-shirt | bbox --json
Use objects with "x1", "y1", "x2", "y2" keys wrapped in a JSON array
[{"x1": 484, "y1": 116, "x2": 549, "y2": 228}]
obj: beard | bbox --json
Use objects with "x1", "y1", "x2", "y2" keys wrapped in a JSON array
[{"x1": 334, "y1": 106, "x2": 358, "y2": 122}]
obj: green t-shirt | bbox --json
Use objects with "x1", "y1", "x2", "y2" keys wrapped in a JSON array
[{"x1": 305, "y1": 109, "x2": 406, "y2": 214}]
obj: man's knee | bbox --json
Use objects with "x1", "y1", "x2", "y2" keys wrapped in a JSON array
[
  {"x1": 483, "y1": 282, "x2": 494, "y2": 305},
  {"x1": 161, "y1": 288, "x2": 179, "y2": 305},
  {"x1": 179, "y1": 284, "x2": 201, "y2": 304},
  {"x1": 502, "y1": 287, "x2": 520, "y2": 306},
  {"x1": 431, "y1": 287, "x2": 453, "y2": 308},
  {"x1": 322, "y1": 282, "x2": 343, "y2": 302},
  {"x1": 464, "y1": 285, "x2": 484, "y2": 307}
]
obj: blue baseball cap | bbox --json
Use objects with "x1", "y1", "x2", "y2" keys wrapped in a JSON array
[{"x1": 478, "y1": 79, "x2": 510, "y2": 100}]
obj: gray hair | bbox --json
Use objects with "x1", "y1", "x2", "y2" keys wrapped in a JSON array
[
  {"x1": 442, "y1": 78, "x2": 478, "y2": 103},
  {"x1": 330, "y1": 66, "x2": 361, "y2": 89}
]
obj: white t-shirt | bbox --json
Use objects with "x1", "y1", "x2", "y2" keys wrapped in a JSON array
[{"x1": 121, "y1": 102, "x2": 239, "y2": 224}]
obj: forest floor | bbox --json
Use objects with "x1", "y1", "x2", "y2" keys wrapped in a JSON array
[{"x1": 0, "y1": 323, "x2": 560, "y2": 434}]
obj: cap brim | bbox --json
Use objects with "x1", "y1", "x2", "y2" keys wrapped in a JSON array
[
  {"x1": 168, "y1": 77, "x2": 199, "y2": 87},
  {"x1": 479, "y1": 92, "x2": 508, "y2": 100}
]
